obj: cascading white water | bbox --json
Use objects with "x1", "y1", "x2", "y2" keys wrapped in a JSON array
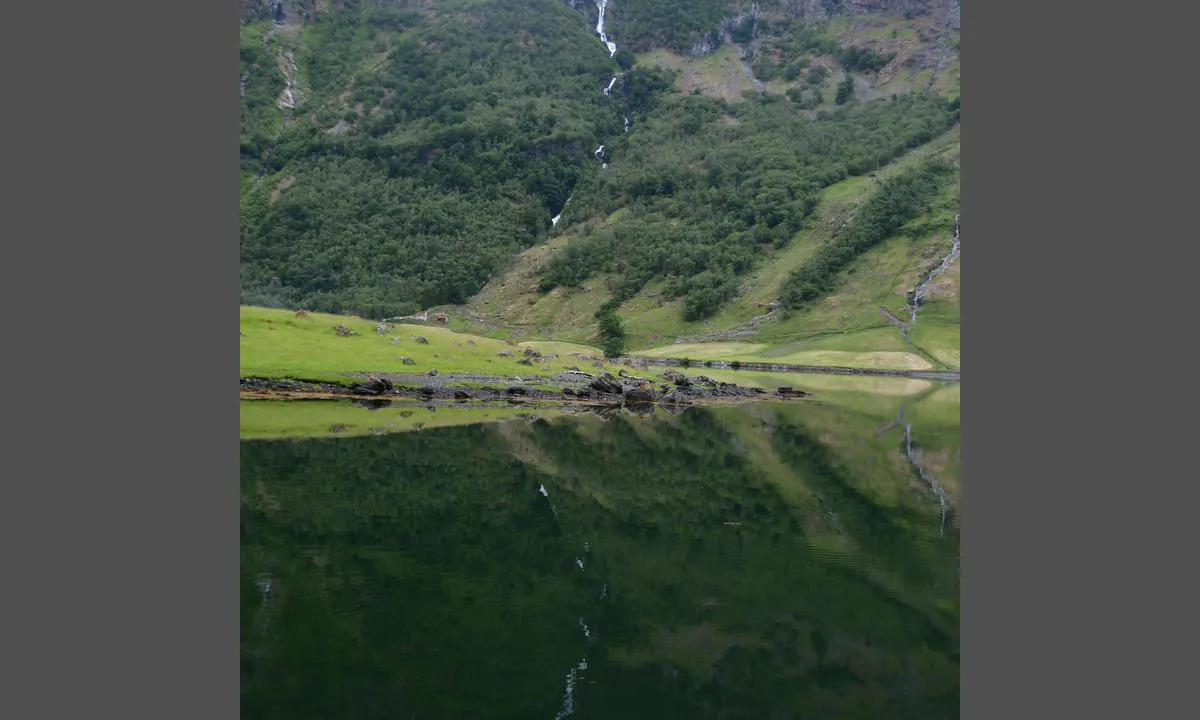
[
  {"x1": 592, "y1": 2, "x2": 617, "y2": 169},
  {"x1": 549, "y1": 1, "x2": 621, "y2": 224},
  {"x1": 910, "y1": 213, "x2": 960, "y2": 323},
  {"x1": 594, "y1": 0, "x2": 616, "y2": 56},
  {"x1": 551, "y1": 195, "x2": 572, "y2": 227},
  {"x1": 623, "y1": 115, "x2": 630, "y2": 132}
]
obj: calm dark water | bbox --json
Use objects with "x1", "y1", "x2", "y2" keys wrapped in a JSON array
[{"x1": 241, "y1": 401, "x2": 959, "y2": 719}]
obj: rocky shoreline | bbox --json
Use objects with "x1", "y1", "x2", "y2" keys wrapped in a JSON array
[{"x1": 240, "y1": 368, "x2": 811, "y2": 409}]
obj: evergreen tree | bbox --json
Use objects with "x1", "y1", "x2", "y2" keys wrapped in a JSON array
[{"x1": 836, "y1": 73, "x2": 855, "y2": 105}]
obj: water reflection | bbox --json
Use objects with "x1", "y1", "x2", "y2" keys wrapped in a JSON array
[{"x1": 241, "y1": 400, "x2": 959, "y2": 719}]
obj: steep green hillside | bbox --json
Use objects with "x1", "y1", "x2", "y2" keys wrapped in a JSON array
[
  {"x1": 460, "y1": 127, "x2": 960, "y2": 369},
  {"x1": 239, "y1": 0, "x2": 960, "y2": 333}
]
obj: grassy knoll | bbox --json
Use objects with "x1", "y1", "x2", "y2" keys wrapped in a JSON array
[
  {"x1": 631, "y1": 327, "x2": 936, "y2": 371},
  {"x1": 240, "y1": 306, "x2": 606, "y2": 382}
]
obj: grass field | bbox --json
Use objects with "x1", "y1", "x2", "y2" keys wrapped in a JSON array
[
  {"x1": 240, "y1": 306, "x2": 606, "y2": 381},
  {"x1": 632, "y1": 331, "x2": 935, "y2": 371}
]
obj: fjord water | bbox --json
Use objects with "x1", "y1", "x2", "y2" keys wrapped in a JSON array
[{"x1": 241, "y1": 396, "x2": 959, "y2": 719}]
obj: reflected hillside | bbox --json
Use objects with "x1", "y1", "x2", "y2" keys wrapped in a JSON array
[{"x1": 242, "y1": 401, "x2": 959, "y2": 719}]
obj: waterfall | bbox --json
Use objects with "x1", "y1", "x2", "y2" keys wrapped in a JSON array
[
  {"x1": 590, "y1": 1, "x2": 618, "y2": 169},
  {"x1": 594, "y1": 0, "x2": 617, "y2": 57},
  {"x1": 551, "y1": 195, "x2": 572, "y2": 227},
  {"x1": 910, "y1": 213, "x2": 961, "y2": 323},
  {"x1": 549, "y1": 0, "x2": 621, "y2": 225}
]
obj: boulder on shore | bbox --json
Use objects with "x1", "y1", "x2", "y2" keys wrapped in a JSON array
[
  {"x1": 352, "y1": 377, "x2": 393, "y2": 396},
  {"x1": 624, "y1": 387, "x2": 655, "y2": 404},
  {"x1": 590, "y1": 374, "x2": 624, "y2": 395}
]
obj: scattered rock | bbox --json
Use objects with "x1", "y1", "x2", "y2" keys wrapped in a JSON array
[
  {"x1": 454, "y1": 390, "x2": 471, "y2": 400},
  {"x1": 391, "y1": 337, "x2": 402, "y2": 344},
  {"x1": 375, "y1": 323, "x2": 391, "y2": 334},
  {"x1": 507, "y1": 386, "x2": 528, "y2": 396},
  {"x1": 776, "y1": 387, "x2": 809, "y2": 397},
  {"x1": 497, "y1": 350, "x2": 513, "y2": 358},
  {"x1": 329, "y1": 424, "x2": 350, "y2": 433},
  {"x1": 428, "y1": 369, "x2": 439, "y2": 377},
  {"x1": 523, "y1": 347, "x2": 543, "y2": 359},
  {"x1": 518, "y1": 358, "x2": 534, "y2": 366},
  {"x1": 420, "y1": 387, "x2": 436, "y2": 397},
  {"x1": 664, "y1": 371, "x2": 692, "y2": 387},
  {"x1": 295, "y1": 309, "x2": 312, "y2": 318},
  {"x1": 590, "y1": 375, "x2": 624, "y2": 395},
  {"x1": 334, "y1": 324, "x2": 359, "y2": 337},
  {"x1": 563, "y1": 388, "x2": 576, "y2": 396},
  {"x1": 624, "y1": 388, "x2": 655, "y2": 404},
  {"x1": 352, "y1": 377, "x2": 393, "y2": 396},
  {"x1": 399, "y1": 356, "x2": 416, "y2": 365},
  {"x1": 412, "y1": 336, "x2": 429, "y2": 344}
]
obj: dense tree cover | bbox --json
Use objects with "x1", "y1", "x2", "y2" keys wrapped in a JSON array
[
  {"x1": 241, "y1": 0, "x2": 628, "y2": 316},
  {"x1": 780, "y1": 157, "x2": 957, "y2": 308},
  {"x1": 241, "y1": 404, "x2": 958, "y2": 718},
  {"x1": 240, "y1": 1, "x2": 955, "y2": 320},
  {"x1": 835, "y1": 71, "x2": 855, "y2": 104},
  {"x1": 239, "y1": 23, "x2": 288, "y2": 163},
  {"x1": 541, "y1": 92, "x2": 959, "y2": 320},
  {"x1": 608, "y1": 0, "x2": 740, "y2": 53},
  {"x1": 595, "y1": 298, "x2": 627, "y2": 357}
]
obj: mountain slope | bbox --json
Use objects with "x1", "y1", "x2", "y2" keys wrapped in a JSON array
[
  {"x1": 239, "y1": 0, "x2": 960, "y2": 352},
  {"x1": 459, "y1": 126, "x2": 959, "y2": 368}
]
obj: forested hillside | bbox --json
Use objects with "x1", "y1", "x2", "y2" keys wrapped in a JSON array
[{"x1": 239, "y1": 0, "x2": 960, "y2": 325}]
